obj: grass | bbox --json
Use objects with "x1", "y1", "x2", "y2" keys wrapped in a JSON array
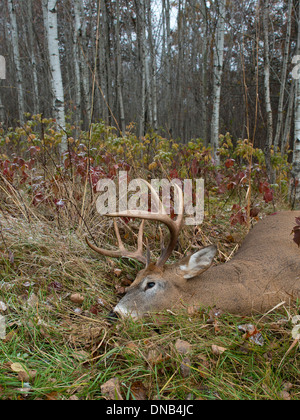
[
  {"x1": 0, "y1": 168, "x2": 299, "y2": 400},
  {"x1": 0, "y1": 214, "x2": 299, "y2": 401}
]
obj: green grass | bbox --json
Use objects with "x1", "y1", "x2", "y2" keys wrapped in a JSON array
[{"x1": 0, "y1": 214, "x2": 299, "y2": 400}]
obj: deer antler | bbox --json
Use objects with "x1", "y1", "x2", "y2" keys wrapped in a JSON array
[
  {"x1": 85, "y1": 219, "x2": 148, "y2": 265},
  {"x1": 86, "y1": 180, "x2": 184, "y2": 267}
]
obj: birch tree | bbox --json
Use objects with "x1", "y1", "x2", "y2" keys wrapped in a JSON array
[
  {"x1": 42, "y1": 0, "x2": 67, "y2": 154},
  {"x1": 116, "y1": 0, "x2": 126, "y2": 134},
  {"x1": 274, "y1": 0, "x2": 292, "y2": 151},
  {"x1": 210, "y1": 0, "x2": 225, "y2": 163},
  {"x1": 262, "y1": 0, "x2": 273, "y2": 181},
  {"x1": 292, "y1": 2, "x2": 300, "y2": 204},
  {"x1": 8, "y1": 0, "x2": 25, "y2": 124}
]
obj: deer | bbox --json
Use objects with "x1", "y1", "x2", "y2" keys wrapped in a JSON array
[{"x1": 86, "y1": 181, "x2": 300, "y2": 319}]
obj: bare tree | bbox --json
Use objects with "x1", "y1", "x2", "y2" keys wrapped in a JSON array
[
  {"x1": 293, "y1": 1, "x2": 300, "y2": 204},
  {"x1": 7, "y1": 0, "x2": 25, "y2": 124},
  {"x1": 116, "y1": 0, "x2": 126, "y2": 134},
  {"x1": 274, "y1": 0, "x2": 292, "y2": 151},
  {"x1": 211, "y1": 0, "x2": 225, "y2": 163},
  {"x1": 262, "y1": 0, "x2": 273, "y2": 181},
  {"x1": 42, "y1": 0, "x2": 67, "y2": 154}
]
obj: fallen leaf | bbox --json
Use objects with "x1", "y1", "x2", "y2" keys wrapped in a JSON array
[
  {"x1": 147, "y1": 349, "x2": 164, "y2": 365},
  {"x1": 69, "y1": 395, "x2": 80, "y2": 400},
  {"x1": 130, "y1": 381, "x2": 147, "y2": 400},
  {"x1": 17, "y1": 370, "x2": 37, "y2": 382},
  {"x1": 180, "y1": 356, "x2": 191, "y2": 378},
  {"x1": 114, "y1": 268, "x2": 122, "y2": 277},
  {"x1": 26, "y1": 293, "x2": 39, "y2": 309},
  {"x1": 278, "y1": 390, "x2": 291, "y2": 400},
  {"x1": 0, "y1": 301, "x2": 7, "y2": 312},
  {"x1": 70, "y1": 293, "x2": 84, "y2": 304},
  {"x1": 11, "y1": 362, "x2": 27, "y2": 373},
  {"x1": 238, "y1": 324, "x2": 264, "y2": 346},
  {"x1": 175, "y1": 339, "x2": 192, "y2": 355},
  {"x1": 211, "y1": 344, "x2": 227, "y2": 356},
  {"x1": 101, "y1": 378, "x2": 123, "y2": 400}
]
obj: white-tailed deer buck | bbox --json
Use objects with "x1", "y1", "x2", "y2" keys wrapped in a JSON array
[{"x1": 86, "y1": 182, "x2": 300, "y2": 319}]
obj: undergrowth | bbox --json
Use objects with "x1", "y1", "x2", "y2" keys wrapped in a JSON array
[{"x1": 0, "y1": 119, "x2": 299, "y2": 400}]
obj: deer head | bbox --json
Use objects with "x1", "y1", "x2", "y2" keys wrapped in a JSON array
[{"x1": 86, "y1": 181, "x2": 217, "y2": 318}]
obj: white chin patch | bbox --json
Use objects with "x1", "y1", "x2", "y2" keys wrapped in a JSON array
[{"x1": 114, "y1": 304, "x2": 139, "y2": 320}]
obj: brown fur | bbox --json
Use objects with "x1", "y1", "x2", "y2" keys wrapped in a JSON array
[{"x1": 113, "y1": 211, "x2": 300, "y2": 317}]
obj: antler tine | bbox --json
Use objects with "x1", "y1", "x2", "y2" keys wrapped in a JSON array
[
  {"x1": 106, "y1": 180, "x2": 185, "y2": 267},
  {"x1": 85, "y1": 219, "x2": 147, "y2": 265}
]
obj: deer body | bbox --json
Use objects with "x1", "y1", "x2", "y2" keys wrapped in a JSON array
[{"x1": 86, "y1": 183, "x2": 300, "y2": 318}]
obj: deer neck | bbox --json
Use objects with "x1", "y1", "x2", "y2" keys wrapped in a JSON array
[{"x1": 181, "y1": 259, "x2": 274, "y2": 315}]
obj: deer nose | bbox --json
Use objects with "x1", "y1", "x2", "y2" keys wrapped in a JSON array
[{"x1": 107, "y1": 310, "x2": 119, "y2": 323}]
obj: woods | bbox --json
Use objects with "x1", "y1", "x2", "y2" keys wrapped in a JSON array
[{"x1": 0, "y1": 1, "x2": 299, "y2": 155}]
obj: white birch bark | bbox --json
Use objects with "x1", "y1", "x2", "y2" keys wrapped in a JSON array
[
  {"x1": 274, "y1": 0, "x2": 292, "y2": 151},
  {"x1": 292, "y1": 3, "x2": 300, "y2": 203},
  {"x1": 263, "y1": 0, "x2": 273, "y2": 181},
  {"x1": 210, "y1": 0, "x2": 225, "y2": 164},
  {"x1": 8, "y1": 0, "x2": 25, "y2": 124},
  {"x1": 42, "y1": 0, "x2": 67, "y2": 154}
]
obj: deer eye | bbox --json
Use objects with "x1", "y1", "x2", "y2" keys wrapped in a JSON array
[{"x1": 146, "y1": 282, "x2": 156, "y2": 290}]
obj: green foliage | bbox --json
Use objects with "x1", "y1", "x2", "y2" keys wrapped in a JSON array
[{"x1": 0, "y1": 119, "x2": 297, "y2": 400}]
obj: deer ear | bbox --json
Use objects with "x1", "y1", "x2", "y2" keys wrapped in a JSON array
[{"x1": 179, "y1": 246, "x2": 217, "y2": 279}]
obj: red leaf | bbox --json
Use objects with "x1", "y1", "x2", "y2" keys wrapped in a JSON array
[
  {"x1": 292, "y1": 225, "x2": 300, "y2": 247},
  {"x1": 263, "y1": 189, "x2": 273, "y2": 203},
  {"x1": 225, "y1": 159, "x2": 235, "y2": 168}
]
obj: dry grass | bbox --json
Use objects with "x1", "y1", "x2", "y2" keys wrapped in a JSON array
[
  {"x1": 0, "y1": 159, "x2": 299, "y2": 400},
  {"x1": 0, "y1": 207, "x2": 299, "y2": 400}
]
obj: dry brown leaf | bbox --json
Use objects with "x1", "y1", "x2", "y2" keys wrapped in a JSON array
[
  {"x1": 175, "y1": 339, "x2": 192, "y2": 355},
  {"x1": 130, "y1": 381, "x2": 147, "y2": 400},
  {"x1": 70, "y1": 293, "x2": 85, "y2": 304},
  {"x1": 180, "y1": 356, "x2": 191, "y2": 378},
  {"x1": 17, "y1": 370, "x2": 37, "y2": 382},
  {"x1": 114, "y1": 268, "x2": 122, "y2": 277},
  {"x1": 278, "y1": 390, "x2": 291, "y2": 400},
  {"x1": 101, "y1": 377, "x2": 123, "y2": 400},
  {"x1": 11, "y1": 362, "x2": 27, "y2": 373},
  {"x1": 211, "y1": 344, "x2": 227, "y2": 356},
  {"x1": 147, "y1": 349, "x2": 164, "y2": 365}
]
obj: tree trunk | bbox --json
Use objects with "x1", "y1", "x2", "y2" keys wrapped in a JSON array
[
  {"x1": 210, "y1": 0, "x2": 225, "y2": 163},
  {"x1": 147, "y1": 0, "x2": 158, "y2": 132},
  {"x1": 22, "y1": 0, "x2": 39, "y2": 116},
  {"x1": 0, "y1": 92, "x2": 5, "y2": 123},
  {"x1": 274, "y1": 0, "x2": 292, "y2": 151},
  {"x1": 74, "y1": 0, "x2": 91, "y2": 129},
  {"x1": 116, "y1": 0, "x2": 126, "y2": 134},
  {"x1": 72, "y1": 0, "x2": 82, "y2": 129},
  {"x1": 292, "y1": 2, "x2": 300, "y2": 205},
  {"x1": 8, "y1": 0, "x2": 25, "y2": 124},
  {"x1": 281, "y1": 81, "x2": 294, "y2": 155},
  {"x1": 42, "y1": 0, "x2": 67, "y2": 154},
  {"x1": 262, "y1": 0, "x2": 273, "y2": 182},
  {"x1": 138, "y1": 0, "x2": 146, "y2": 138}
]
